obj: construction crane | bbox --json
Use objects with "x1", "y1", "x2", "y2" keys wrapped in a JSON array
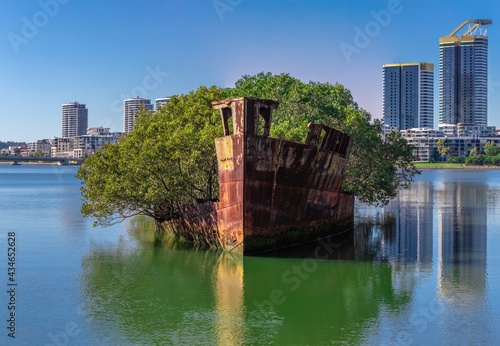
[{"x1": 448, "y1": 19, "x2": 492, "y2": 37}]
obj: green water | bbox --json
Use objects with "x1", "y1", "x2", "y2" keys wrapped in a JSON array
[{"x1": 0, "y1": 165, "x2": 499, "y2": 345}]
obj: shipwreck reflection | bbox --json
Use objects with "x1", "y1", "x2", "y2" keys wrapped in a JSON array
[
  {"x1": 79, "y1": 175, "x2": 491, "y2": 344},
  {"x1": 80, "y1": 216, "x2": 415, "y2": 345},
  {"x1": 214, "y1": 252, "x2": 244, "y2": 346}
]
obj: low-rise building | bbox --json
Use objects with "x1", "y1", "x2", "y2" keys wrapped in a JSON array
[
  {"x1": 50, "y1": 137, "x2": 73, "y2": 158},
  {"x1": 48, "y1": 127, "x2": 124, "y2": 158},
  {"x1": 401, "y1": 126, "x2": 500, "y2": 162},
  {"x1": 27, "y1": 139, "x2": 51, "y2": 157},
  {"x1": 438, "y1": 124, "x2": 497, "y2": 138},
  {"x1": 8, "y1": 146, "x2": 24, "y2": 155},
  {"x1": 401, "y1": 127, "x2": 445, "y2": 139},
  {"x1": 73, "y1": 127, "x2": 123, "y2": 157}
]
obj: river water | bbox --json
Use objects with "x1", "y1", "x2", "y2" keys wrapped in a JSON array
[{"x1": 0, "y1": 165, "x2": 499, "y2": 345}]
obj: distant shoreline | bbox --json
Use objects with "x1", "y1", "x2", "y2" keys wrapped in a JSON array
[
  {"x1": 415, "y1": 164, "x2": 500, "y2": 170},
  {"x1": 0, "y1": 161, "x2": 71, "y2": 166}
]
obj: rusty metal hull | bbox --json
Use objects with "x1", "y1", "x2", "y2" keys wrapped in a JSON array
[{"x1": 213, "y1": 98, "x2": 354, "y2": 254}]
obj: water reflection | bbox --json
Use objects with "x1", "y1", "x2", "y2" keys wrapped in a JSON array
[
  {"x1": 3, "y1": 165, "x2": 497, "y2": 344},
  {"x1": 81, "y1": 227, "x2": 222, "y2": 344},
  {"x1": 355, "y1": 182, "x2": 434, "y2": 267},
  {"x1": 79, "y1": 173, "x2": 493, "y2": 345},
  {"x1": 437, "y1": 181, "x2": 487, "y2": 301},
  {"x1": 81, "y1": 217, "x2": 413, "y2": 344},
  {"x1": 214, "y1": 253, "x2": 244, "y2": 346},
  {"x1": 357, "y1": 178, "x2": 488, "y2": 300}
]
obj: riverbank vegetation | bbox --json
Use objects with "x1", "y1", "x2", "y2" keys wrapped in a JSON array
[
  {"x1": 433, "y1": 141, "x2": 500, "y2": 167},
  {"x1": 76, "y1": 72, "x2": 419, "y2": 232},
  {"x1": 464, "y1": 141, "x2": 500, "y2": 166}
]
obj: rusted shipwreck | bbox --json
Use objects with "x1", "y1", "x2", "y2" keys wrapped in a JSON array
[{"x1": 165, "y1": 97, "x2": 355, "y2": 254}]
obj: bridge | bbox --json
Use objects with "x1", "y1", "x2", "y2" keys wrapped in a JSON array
[{"x1": 0, "y1": 156, "x2": 84, "y2": 165}]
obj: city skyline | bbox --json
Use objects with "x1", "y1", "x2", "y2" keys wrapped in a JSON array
[{"x1": 1, "y1": 1, "x2": 499, "y2": 142}]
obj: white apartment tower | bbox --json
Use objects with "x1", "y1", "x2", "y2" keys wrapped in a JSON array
[
  {"x1": 383, "y1": 62, "x2": 434, "y2": 130},
  {"x1": 155, "y1": 97, "x2": 171, "y2": 111},
  {"x1": 123, "y1": 97, "x2": 153, "y2": 133},
  {"x1": 439, "y1": 19, "x2": 492, "y2": 126},
  {"x1": 62, "y1": 102, "x2": 88, "y2": 138}
]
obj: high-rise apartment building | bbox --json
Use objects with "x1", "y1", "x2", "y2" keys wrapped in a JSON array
[
  {"x1": 123, "y1": 97, "x2": 153, "y2": 133},
  {"x1": 155, "y1": 97, "x2": 171, "y2": 111},
  {"x1": 383, "y1": 62, "x2": 434, "y2": 130},
  {"x1": 439, "y1": 19, "x2": 492, "y2": 126},
  {"x1": 62, "y1": 102, "x2": 88, "y2": 138}
]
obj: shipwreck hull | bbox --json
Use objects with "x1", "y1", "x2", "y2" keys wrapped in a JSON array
[{"x1": 213, "y1": 97, "x2": 355, "y2": 254}]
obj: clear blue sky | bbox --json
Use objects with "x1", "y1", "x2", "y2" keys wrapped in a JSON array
[{"x1": 1, "y1": 0, "x2": 499, "y2": 142}]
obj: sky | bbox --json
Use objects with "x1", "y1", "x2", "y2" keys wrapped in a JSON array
[{"x1": 1, "y1": 0, "x2": 499, "y2": 142}]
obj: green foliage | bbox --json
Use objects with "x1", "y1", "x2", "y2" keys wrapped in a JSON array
[
  {"x1": 484, "y1": 141, "x2": 499, "y2": 156},
  {"x1": 492, "y1": 154, "x2": 500, "y2": 165},
  {"x1": 436, "y1": 138, "x2": 452, "y2": 161},
  {"x1": 465, "y1": 143, "x2": 500, "y2": 166},
  {"x1": 447, "y1": 156, "x2": 462, "y2": 164},
  {"x1": 467, "y1": 144, "x2": 500, "y2": 166},
  {"x1": 469, "y1": 146, "x2": 480, "y2": 156},
  {"x1": 230, "y1": 72, "x2": 357, "y2": 141},
  {"x1": 231, "y1": 72, "x2": 419, "y2": 206},
  {"x1": 77, "y1": 86, "x2": 229, "y2": 227},
  {"x1": 465, "y1": 155, "x2": 484, "y2": 165},
  {"x1": 344, "y1": 125, "x2": 419, "y2": 205},
  {"x1": 473, "y1": 152, "x2": 500, "y2": 167}
]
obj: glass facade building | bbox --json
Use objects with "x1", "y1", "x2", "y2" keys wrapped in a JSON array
[
  {"x1": 383, "y1": 63, "x2": 434, "y2": 130},
  {"x1": 439, "y1": 22, "x2": 490, "y2": 126}
]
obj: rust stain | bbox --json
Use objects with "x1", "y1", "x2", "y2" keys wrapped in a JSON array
[{"x1": 212, "y1": 97, "x2": 354, "y2": 254}]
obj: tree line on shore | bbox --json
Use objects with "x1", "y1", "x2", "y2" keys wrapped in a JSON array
[
  {"x1": 76, "y1": 72, "x2": 419, "y2": 236},
  {"x1": 437, "y1": 138, "x2": 500, "y2": 165}
]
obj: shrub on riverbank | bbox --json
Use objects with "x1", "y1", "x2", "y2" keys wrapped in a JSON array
[
  {"x1": 462, "y1": 142, "x2": 500, "y2": 167},
  {"x1": 465, "y1": 154, "x2": 500, "y2": 166}
]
